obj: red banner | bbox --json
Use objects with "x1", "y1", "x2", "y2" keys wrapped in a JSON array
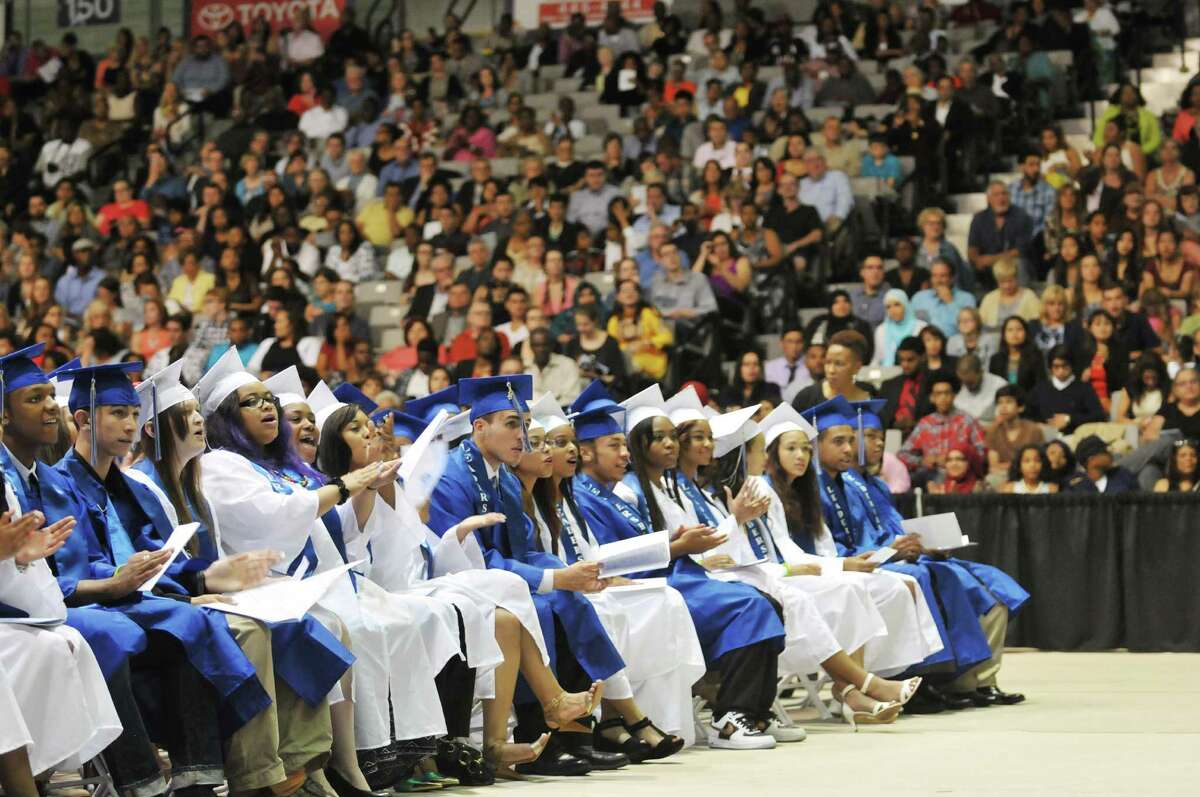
[
  {"x1": 191, "y1": 0, "x2": 346, "y2": 39},
  {"x1": 515, "y1": 0, "x2": 661, "y2": 29}
]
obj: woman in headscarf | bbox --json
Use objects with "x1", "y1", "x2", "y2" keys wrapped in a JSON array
[
  {"x1": 804, "y1": 290, "x2": 875, "y2": 363},
  {"x1": 872, "y1": 289, "x2": 927, "y2": 366},
  {"x1": 929, "y1": 441, "x2": 987, "y2": 494}
]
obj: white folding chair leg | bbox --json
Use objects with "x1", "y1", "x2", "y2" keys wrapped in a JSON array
[
  {"x1": 693, "y1": 695, "x2": 710, "y2": 743},
  {"x1": 804, "y1": 672, "x2": 835, "y2": 720}
]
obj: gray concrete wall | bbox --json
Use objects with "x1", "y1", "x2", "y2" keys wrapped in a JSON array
[{"x1": 12, "y1": 0, "x2": 187, "y2": 50}]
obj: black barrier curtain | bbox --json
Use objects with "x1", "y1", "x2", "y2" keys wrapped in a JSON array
[{"x1": 888, "y1": 493, "x2": 1200, "y2": 652}]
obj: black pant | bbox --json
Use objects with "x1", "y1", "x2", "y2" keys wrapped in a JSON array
[
  {"x1": 512, "y1": 616, "x2": 591, "y2": 744},
  {"x1": 712, "y1": 592, "x2": 783, "y2": 720},
  {"x1": 109, "y1": 633, "x2": 224, "y2": 794},
  {"x1": 434, "y1": 608, "x2": 477, "y2": 739}
]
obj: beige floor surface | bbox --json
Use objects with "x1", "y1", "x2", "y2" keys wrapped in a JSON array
[{"x1": 463, "y1": 651, "x2": 1200, "y2": 796}]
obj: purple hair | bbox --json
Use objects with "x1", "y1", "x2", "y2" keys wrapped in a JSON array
[{"x1": 205, "y1": 391, "x2": 324, "y2": 483}]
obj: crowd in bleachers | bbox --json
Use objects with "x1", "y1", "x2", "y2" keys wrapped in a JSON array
[{"x1": 0, "y1": 1, "x2": 1198, "y2": 793}]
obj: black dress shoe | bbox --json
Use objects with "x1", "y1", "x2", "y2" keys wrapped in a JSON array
[
  {"x1": 325, "y1": 767, "x2": 390, "y2": 797},
  {"x1": 564, "y1": 744, "x2": 629, "y2": 770},
  {"x1": 955, "y1": 689, "x2": 996, "y2": 708},
  {"x1": 901, "y1": 682, "x2": 946, "y2": 715},
  {"x1": 594, "y1": 718, "x2": 653, "y2": 763},
  {"x1": 515, "y1": 750, "x2": 592, "y2": 777},
  {"x1": 977, "y1": 686, "x2": 1026, "y2": 705},
  {"x1": 927, "y1": 684, "x2": 973, "y2": 710}
]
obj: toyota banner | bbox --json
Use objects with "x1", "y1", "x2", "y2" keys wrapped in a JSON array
[{"x1": 191, "y1": 0, "x2": 347, "y2": 39}]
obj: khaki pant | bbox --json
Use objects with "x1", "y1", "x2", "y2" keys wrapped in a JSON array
[
  {"x1": 224, "y1": 616, "x2": 333, "y2": 792},
  {"x1": 947, "y1": 604, "x2": 1008, "y2": 691}
]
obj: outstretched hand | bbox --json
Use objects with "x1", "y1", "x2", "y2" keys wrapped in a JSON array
[{"x1": 456, "y1": 512, "x2": 507, "y2": 542}]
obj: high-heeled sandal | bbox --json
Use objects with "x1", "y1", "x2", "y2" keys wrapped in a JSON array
[
  {"x1": 542, "y1": 681, "x2": 605, "y2": 733},
  {"x1": 593, "y1": 718, "x2": 653, "y2": 763},
  {"x1": 622, "y1": 717, "x2": 685, "y2": 761},
  {"x1": 835, "y1": 684, "x2": 901, "y2": 731},
  {"x1": 860, "y1": 673, "x2": 922, "y2": 707},
  {"x1": 484, "y1": 734, "x2": 550, "y2": 781}
]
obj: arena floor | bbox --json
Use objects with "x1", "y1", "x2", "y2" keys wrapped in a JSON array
[{"x1": 480, "y1": 651, "x2": 1198, "y2": 796}]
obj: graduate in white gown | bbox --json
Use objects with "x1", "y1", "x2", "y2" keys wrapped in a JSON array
[
  {"x1": 618, "y1": 386, "x2": 918, "y2": 729},
  {"x1": 748, "y1": 403, "x2": 944, "y2": 675},
  {"x1": 313, "y1": 381, "x2": 608, "y2": 779},
  {"x1": 195, "y1": 349, "x2": 450, "y2": 792},
  {"x1": 520, "y1": 393, "x2": 699, "y2": 757},
  {"x1": 0, "y1": 477, "x2": 121, "y2": 793}
]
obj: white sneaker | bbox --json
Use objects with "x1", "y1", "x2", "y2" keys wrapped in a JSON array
[
  {"x1": 707, "y1": 712, "x2": 777, "y2": 750},
  {"x1": 764, "y1": 718, "x2": 807, "y2": 743}
]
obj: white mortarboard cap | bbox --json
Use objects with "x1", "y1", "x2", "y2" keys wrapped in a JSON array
[
  {"x1": 665, "y1": 386, "x2": 707, "y2": 427},
  {"x1": 308, "y1": 381, "x2": 347, "y2": 430},
  {"x1": 759, "y1": 402, "x2": 818, "y2": 449},
  {"x1": 619, "y1": 384, "x2": 669, "y2": 431},
  {"x1": 529, "y1": 392, "x2": 570, "y2": 434},
  {"x1": 441, "y1": 408, "x2": 473, "y2": 442},
  {"x1": 710, "y1": 404, "x2": 762, "y2": 458},
  {"x1": 399, "y1": 408, "x2": 452, "y2": 506},
  {"x1": 194, "y1": 347, "x2": 258, "y2": 417},
  {"x1": 264, "y1": 366, "x2": 306, "y2": 408}
]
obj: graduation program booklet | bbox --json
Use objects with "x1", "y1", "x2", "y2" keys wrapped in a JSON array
[
  {"x1": 900, "y1": 514, "x2": 976, "y2": 552},
  {"x1": 588, "y1": 531, "x2": 672, "y2": 578},
  {"x1": 205, "y1": 561, "x2": 362, "y2": 624},
  {"x1": 138, "y1": 523, "x2": 199, "y2": 592}
]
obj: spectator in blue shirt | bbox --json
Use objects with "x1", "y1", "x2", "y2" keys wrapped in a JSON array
[
  {"x1": 171, "y1": 36, "x2": 230, "y2": 102},
  {"x1": 861, "y1": 134, "x2": 903, "y2": 188},
  {"x1": 55, "y1": 238, "x2": 105, "y2": 318},
  {"x1": 1008, "y1": 149, "x2": 1057, "y2": 235},
  {"x1": 912, "y1": 258, "x2": 978, "y2": 337},
  {"x1": 968, "y1": 179, "x2": 1036, "y2": 291},
  {"x1": 799, "y1": 151, "x2": 855, "y2": 226}
]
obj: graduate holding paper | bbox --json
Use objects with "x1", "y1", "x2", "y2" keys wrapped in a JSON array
[
  {"x1": 520, "y1": 391, "x2": 696, "y2": 758},
  {"x1": 814, "y1": 395, "x2": 1029, "y2": 709},
  {"x1": 326, "y1": 379, "x2": 608, "y2": 781},
  {"x1": 568, "y1": 383, "x2": 794, "y2": 749},
  {"x1": 197, "y1": 350, "x2": 456, "y2": 795},
  {"x1": 426, "y1": 375, "x2": 622, "y2": 778}
]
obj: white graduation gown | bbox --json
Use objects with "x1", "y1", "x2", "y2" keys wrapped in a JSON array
[
  {"x1": 624, "y1": 479, "x2": 844, "y2": 675},
  {"x1": 0, "y1": 481, "x2": 122, "y2": 774},
  {"x1": 532, "y1": 503, "x2": 706, "y2": 747},
  {"x1": 751, "y1": 476, "x2": 944, "y2": 674},
  {"x1": 201, "y1": 450, "x2": 450, "y2": 746}
]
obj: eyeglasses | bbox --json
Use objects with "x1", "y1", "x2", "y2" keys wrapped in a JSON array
[
  {"x1": 549, "y1": 436, "x2": 574, "y2": 449},
  {"x1": 238, "y1": 393, "x2": 276, "y2": 411}
]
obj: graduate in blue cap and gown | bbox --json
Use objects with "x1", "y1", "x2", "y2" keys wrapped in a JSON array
[
  {"x1": 124, "y1": 359, "x2": 359, "y2": 797},
  {"x1": 427, "y1": 375, "x2": 620, "y2": 778},
  {"x1": 0, "y1": 345, "x2": 233, "y2": 797},
  {"x1": 815, "y1": 395, "x2": 1028, "y2": 709},
  {"x1": 567, "y1": 382, "x2": 791, "y2": 749},
  {"x1": 523, "y1": 390, "x2": 699, "y2": 757},
  {"x1": 197, "y1": 350, "x2": 452, "y2": 794},
  {"x1": 50, "y1": 361, "x2": 280, "y2": 796}
]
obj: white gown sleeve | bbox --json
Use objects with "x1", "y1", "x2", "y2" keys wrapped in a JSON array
[{"x1": 201, "y1": 450, "x2": 321, "y2": 564}]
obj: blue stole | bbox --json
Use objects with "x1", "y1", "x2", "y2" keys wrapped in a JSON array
[
  {"x1": 554, "y1": 491, "x2": 588, "y2": 565},
  {"x1": 0, "y1": 447, "x2": 148, "y2": 680},
  {"x1": 428, "y1": 441, "x2": 624, "y2": 682},
  {"x1": 129, "y1": 460, "x2": 220, "y2": 561},
  {"x1": 51, "y1": 450, "x2": 272, "y2": 732},
  {"x1": 574, "y1": 471, "x2": 786, "y2": 665}
]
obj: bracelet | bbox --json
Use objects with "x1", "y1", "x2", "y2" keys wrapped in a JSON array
[{"x1": 332, "y1": 476, "x2": 351, "y2": 505}]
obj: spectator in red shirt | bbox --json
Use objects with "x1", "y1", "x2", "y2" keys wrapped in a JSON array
[
  {"x1": 899, "y1": 369, "x2": 988, "y2": 489},
  {"x1": 444, "y1": 299, "x2": 510, "y2": 364},
  {"x1": 95, "y1": 178, "x2": 149, "y2": 236}
]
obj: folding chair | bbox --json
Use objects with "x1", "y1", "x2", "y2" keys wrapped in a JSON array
[{"x1": 43, "y1": 755, "x2": 118, "y2": 797}]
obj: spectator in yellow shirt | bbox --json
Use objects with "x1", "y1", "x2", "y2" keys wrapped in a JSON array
[
  {"x1": 167, "y1": 251, "x2": 216, "y2": 313},
  {"x1": 607, "y1": 279, "x2": 673, "y2": 381},
  {"x1": 356, "y1": 181, "x2": 414, "y2": 248}
]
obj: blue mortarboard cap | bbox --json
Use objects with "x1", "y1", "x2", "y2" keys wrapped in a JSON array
[
  {"x1": 569, "y1": 379, "x2": 622, "y2": 417},
  {"x1": 849, "y1": 399, "x2": 888, "y2": 430},
  {"x1": 459, "y1": 375, "x2": 533, "y2": 422},
  {"x1": 47, "y1": 356, "x2": 80, "y2": 382},
  {"x1": 405, "y1": 385, "x2": 461, "y2": 424},
  {"x1": 0, "y1": 343, "x2": 49, "y2": 396},
  {"x1": 334, "y1": 382, "x2": 380, "y2": 415},
  {"x1": 573, "y1": 410, "x2": 624, "y2": 442},
  {"x1": 371, "y1": 408, "x2": 427, "y2": 442},
  {"x1": 62, "y1": 362, "x2": 141, "y2": 412},
  {"x1": 805, "y1": 395, "x2": 856, "y2": 433}
]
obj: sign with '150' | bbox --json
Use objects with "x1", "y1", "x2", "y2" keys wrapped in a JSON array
[{"x1": 58, "y1": 0, "x2": 122, "y2": 26}]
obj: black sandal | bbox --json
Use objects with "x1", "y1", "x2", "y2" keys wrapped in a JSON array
[
  {"x1": 623, "y1": 717, "x2": 685, "y2": 761},
  {"x1": 435, "y1": 738, "x2": 495, "y2": 786},
  {"x1": 593, "y1": 718, "x2": 652, "y2": 763}
]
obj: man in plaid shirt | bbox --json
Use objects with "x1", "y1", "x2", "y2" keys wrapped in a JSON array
[
  {"x1": 899, "y1": 370, "x2": 987, "y2": 489},
  {"x1": 1007, "y1": 149, "x2": 1056, "y2": 235}
]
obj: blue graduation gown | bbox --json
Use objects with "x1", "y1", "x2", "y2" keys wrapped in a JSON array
[
  {"x1": 129, "y1": 459, "x2": 355, "y2": 707},
  {"x1": 849, "y1": 470, "x2": 1029, "y2": 616},
  {"x1": 572, "y1": 472, "x2": 785, "y2": 667},
  {"x1": 53, "y1": 449, "x2": 271, "y2": 732},
  {"x1": 0, "y1": 445, "x2": 146, "y2": 680},
  {"x1": 427, "y1": 441, "x2": 624, "y2": 682}
]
